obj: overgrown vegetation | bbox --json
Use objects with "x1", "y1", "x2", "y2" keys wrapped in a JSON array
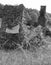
[{"x1": 0, "y1": 4, "x2": 51, "y2": 53}]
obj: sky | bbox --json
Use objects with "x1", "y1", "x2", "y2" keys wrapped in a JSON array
[{"x1": 0, "y1": 0, "x2": 51, "y2": 13}]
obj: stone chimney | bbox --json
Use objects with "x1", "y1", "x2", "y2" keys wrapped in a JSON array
[
  {"x1": 38, "y1": 6, "x2": 46, "y2": 27},
  {"x1": 40, "y1": 6, "x2": 46, "y2": 16}
]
